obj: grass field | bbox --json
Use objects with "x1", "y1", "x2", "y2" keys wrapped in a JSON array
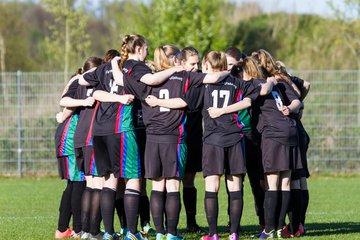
[{"x1": 0, "y1": 175, "x2": 360, "y2": 240}]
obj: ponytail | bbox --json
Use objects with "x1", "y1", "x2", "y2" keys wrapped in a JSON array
[
  {"x1": 119, "y1": 34, "x2": 147, "y2": 70},
  {"x1": 154, "y1": 44, "x2": 180, "y2": 72}
]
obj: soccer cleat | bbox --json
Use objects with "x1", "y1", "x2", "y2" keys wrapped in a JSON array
[
  {"x1": 142, "y1": 223, "x2": 156, "y2": 235},
  {"x1": 103, "y1": 232, "x2": 120, "y2": 240},
  {"x1": 120, "y1": 228, "x2": 128, "y2": 236},
  {"x1": 166, "y1": 233, "x2": 185, "y2": 240},
  {"x1": 80, "y1": 231, "x2": 91, "y2": 239},
  {"x1": 258, "y1": 230, "x2": 274, "y2": 239},
  {"x1": 294, "y1": 224, "x2": 305, "y2": 237},
  {"x1": 125, "y1": 231, "x2": 147, "y2": 240},
  {"x1": 156, "y1": 233, "x2": 167, "y2": 240},
  {"x1": 55, "y1": 228, "x2": 73, "y2": 239},
  {"x1": 228, "y1": 233, "x2": 239, "y2": 240},
  {"x1": 89, "y1": 232, "x2": 104, "y2": 240},
  {"x1": 282, "y1": 225, "x2": 294, "y2": 238},
  {"x1": 200, "y1": 234, "x2": 219, "y2": 240},
  {"x1": 275, "y1": 229, "x2": 283, "y2": 239}
]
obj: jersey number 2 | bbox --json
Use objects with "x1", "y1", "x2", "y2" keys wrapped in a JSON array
[{"x1": 159, "y1": 89, "x2": 170, "y2": 112}]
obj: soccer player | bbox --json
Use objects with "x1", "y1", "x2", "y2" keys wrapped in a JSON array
[
  {"x1": 54, "y1": 61, "x2": 99, "y2": 239},
  {"x1": 78, "y1": 55, "x2": 139, "y2": 240},
  {"x1": 251, "y1": 49, "x2": 302, "y2": 239}
]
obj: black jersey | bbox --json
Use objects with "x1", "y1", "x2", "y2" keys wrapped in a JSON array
[
  {"x1": 252, "y1": 79, "x2": 299, "y2": 146},
  {"x1": 181, "y1": 86, "x2": 205, "y2": 145},
  {"x1": 202, "y1": 75, "x2": 259, "y2": 147},
  {"x1": 73, "y1": 84, "x2": 98, "y2": 148},
  {"x1": 54, "y1": 80, "x2": 80, "y2": 156},
  {"x1": 122, "y1": 60, "x2": 153, "y2": 130},
  {"x1": 144, "y1": 71, "x2": 205, "y2": 143},
  {"x1": 83, "y1": 62, "x2": 134, "y2": 136}
]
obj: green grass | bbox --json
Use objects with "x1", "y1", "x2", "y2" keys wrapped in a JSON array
[{"x1": 0, "y1": 175, "x2": 360, "y2": 239}]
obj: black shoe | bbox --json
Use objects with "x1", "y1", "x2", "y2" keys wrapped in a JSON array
[{"x1": 186, "y1": 224, "x2": 207, "y2": 233}]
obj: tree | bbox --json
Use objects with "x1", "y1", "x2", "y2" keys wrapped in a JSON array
[{"x1": 42, "y1": 0, "x2": 91, "y2": 82}]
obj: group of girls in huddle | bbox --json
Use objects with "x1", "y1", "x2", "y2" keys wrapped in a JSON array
[{"x1": 54, "y1": 34, "x2": 310, "y2": 240}]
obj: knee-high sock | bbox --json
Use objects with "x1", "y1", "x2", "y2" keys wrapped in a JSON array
[
  {"x1": 183, "y1": 186, "x2": 197, "y2": 226},
  {"x1": 150, "y1": 190, "x2": 166, "y2": 234},
  {"x1": 165, "y1": 192, "x2": 181, "y2": 236},
  {"x1": 100, "y1": 187, "x2": 116, "y2": 234},
  {"x1": 140, "y1": 195, "x2": 150, "y2": 227},
  {"x1": 264, "y1": 191, "x2": 278, "y2": 232},
  {"x1": 81, "y1": 187, "x2": 93, "y2": 233},
  {"x1": 115, "y1": 198, "x2": 126, "y2": 229},
  {"x1": 58, "y1": 181, "x2": 73, "y2": 232},
  {"x1": 89, "y1": 189, "x2": 102, "y2": 235},
  {"x1": 72, "y1": 181, "x2": 86, "y2": 233},
  {"x1": 277, "y1": 191, "x2": 290, "y2": 229},
  {"x1": 124, "y1": 189, "x2": 141, "y2": 234},
  {"x1": 229, "y1": 191, "x2": 243, "y2": 234},
  {"x1": 301, "y1": 190, "x2": 309, "y2": 225},
  {"x1": 205, "y1": 191, "x2": 218, "y2": 236},
  {"x1": 288, "y1": 189, "x2": 302, "y2": 233}
]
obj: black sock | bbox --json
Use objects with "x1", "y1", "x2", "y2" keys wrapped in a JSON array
[
  {"x1": 81, "y1": 187, "x2": 93, "y2": 233},
  {"x1": 264, "y1": 191, "x2": 278, "y2": 232},
  {"x1": 229, "y1": 191, "x2": 243, "y2": 234},
  {"x1": 288, "y1": 189, "x2": 302, "y2": 233},
  {"x1": 58, "y1": 181, "x2": 73, "y2": 232},
  {"x1": 251, "y1": 181, "x2": 265, "y2": 226},
  {"x1": 89, "y1": 189, "x2": 102, "y2": 235},
  {"x1": 150, "y1": 190, "x2": 165, "y2": 234},
  {"x1": 115, "y1": 198, "x2": 127, "y2": 229},
  {"x1": 301, "y1": 190, "x2": 309, "y2": 225},
  {"x1": 166, "y1": 192, "x2": 181, "y2": 236},
  {"x1": 140, "y1": 195, "x2": 150, "y2": 227},
  {"x1": 124, "y1": 189, "x2": 141, "y2": 234},
  {"x1": 101, "y1": 187, "x2": 116, "y2": 234},
  {"x1": 183, "y1": 186, "x2": 197, "y2": 226},
  {"x1": 205, "y1": 191, "x2": 218, "y2": 236},
  {"x1": 278, "y1": 191, "x2": 290, "y2": 229},
  {"x1": 72, "y1": 181, "x2": 86, "y2": 233}
]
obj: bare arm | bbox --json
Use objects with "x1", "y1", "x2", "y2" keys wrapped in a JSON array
[
  {"x1": 145, "y1": 95, "x2": 188, "y2": 109},
  {"x1": 56, "y1": 107, "x2": 75, "y2": 123},
  {"x1": 111, "y1": 56, "x2": 124, "y2": 86},
  {"x1": 260, "y1": 77, "x2": 276, "y2": 96},
  {"x1": 207, "y1": 98, "x2": 252, "y2": 118},
  {"x1": 140, "y1": 66, "x2": 184, "y2": 86},
  {"x1": 60, "y1": 96, "x2": 95, "y2": 108},
  {"x1": 61, "y1": 75, "x2": 80, "y2": 96},
  {"x1": 92, "y1": 90, "x2": 134, "y2": 105},
  {"x1": 300, "y1": 80, "x2": 311, "y2": 100},
  {"x1": 280, "y1": 99, "x2": 302, "y2": 116},
  {"x1": 290, "y1": 82, "x2": 301, "y2": 98},
  {"x1": 202, "y1": 71, "x2": 230, "y2": 84},
  {"x1": 78, "y1": 67, "x2": 97, "y2": 86}
]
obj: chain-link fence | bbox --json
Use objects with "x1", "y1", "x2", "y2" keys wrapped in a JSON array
[{"x1": 0, "y1": 70, "x2": 359, "y2": 176}]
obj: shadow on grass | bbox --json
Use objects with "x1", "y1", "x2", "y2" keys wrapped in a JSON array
[{"x1": 179, "y1": 222, "x2": 360, "y2": 238}]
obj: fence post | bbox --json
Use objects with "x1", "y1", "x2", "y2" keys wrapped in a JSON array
[{"x1": 17, "y1": 70, "x2": 22, "y2": 177}]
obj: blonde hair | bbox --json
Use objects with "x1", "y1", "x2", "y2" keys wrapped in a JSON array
[
  {"x1": 242, "y1": 57, "x2": 264, "y2": 79},
  {"x1": 119, "y1": 34, "x2": 147, "y2": 69},
  {"x1": 203, "y1": 51, "x2": 227, "y2": 71},
  {"x1": 180, "y1": 46, "x2": 199, "y2": 62},
  {"x1": 154, "y1": 44, "x2": 180, "y2": 72}
]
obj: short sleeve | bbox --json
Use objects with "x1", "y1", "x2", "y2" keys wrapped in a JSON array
[
  {"x1": 181, "y1": 85, "x2": 204, "y2": 112},
  {"x1": 62, "y1": 80, "x2": 79, "y2": 98},
  {"x1": 83, "y1": 68, "x2": 101, "y2": 87},
  {"x1": 130, "y1": 62, "x2": 152, "y2": 82},
  {"x1": 240, "y1": 80, "x2": 260, "y2": 102},
  {"x1": 188, "y1": 72, "x2": 206, "y2": 88}
]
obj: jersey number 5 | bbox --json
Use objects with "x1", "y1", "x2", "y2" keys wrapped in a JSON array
[
  {"x1": 211, "y1": 90, "x2": 230, "y2": 108},
  {"x1": 159, "y1": 89, "x2": 170, "y2": 112}
]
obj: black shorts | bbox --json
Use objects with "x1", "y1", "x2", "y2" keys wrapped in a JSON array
[
  {"x1": 75, "y1": 146, "x2": 99, "y2": 176},
  {"x1": 202, "y1": 141, "x2": 246, "y2": 177},
  {"x1": 261, "y1": 137, "x2": 302, "y2": 174},
  {"x1": 244, "y1": 132, "x2": 264, "y2": 180},
  {"x1": 136, "y1": 129, "x2": 146, "y2": 176},
  {"x1": 298, "y1": 125, "x2": 310, "y2": 178},
  {"x1": 144, "y1": 141, "x2": 187, "y2": 179},
  {"x1": 93, "y1": 132, "x2": 141, "y2": 179},
  {"x1": 185, "y1": 142, "x2": 202, "y2": 173}
]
